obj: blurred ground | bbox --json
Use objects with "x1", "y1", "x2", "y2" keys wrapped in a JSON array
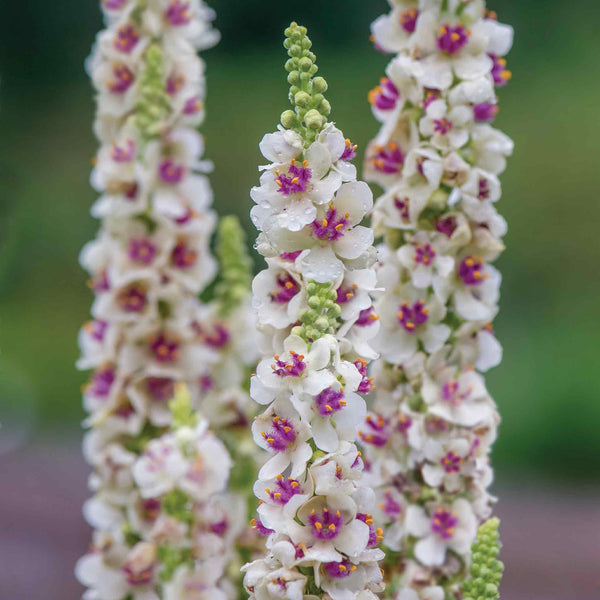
[{"x1": 1, "y1": 439, "x2": 598, "y2": 600}]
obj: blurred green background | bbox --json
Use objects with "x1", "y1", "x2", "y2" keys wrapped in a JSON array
[{"x1": 0, "y1": 0, "x2": 599, "y2": 478}]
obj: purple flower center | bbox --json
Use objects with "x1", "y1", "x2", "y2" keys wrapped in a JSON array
[
  {"x1": 199, "y1": 375, "x2": 214, "y2": 392},
  {"x1": 458, "y1": 255, "x2": 488, "y2": 286},
  {"x1": 436, "y1": 24, "x2": 470, "y2": 55},
  {"x1": 414, "y1": 243, "x2": 436, "y2": 266},
  {"x1": 123, "y1": 563, "x2": 154, "y2": 587},
  {"x1": 165, "y1": 0, "x2": 192, "y2": 26},
  {"x1": 473, "y1": 102, "x2": 499, "y2": 123},
  {"x1": 141, "y1": 498, "x2": 161, "y2": 521},
  {"x1": 359, "y1": 414, "x2": 390, "y2": 447},
  {"x1": 150, "y1": 333, "x2": 180, "y2": 363},
  {"x1": 114, "y1": 24, "x2": 140, "y2": 54},
  {"x1": 423, "y1": 90, "x2": 439, "y2": 110},
  {"x1": 441, "y1": 451, "x2": 462, "y2": 473},
  {"x1": 204, "y1": 324, "x2": 231, "y2": 349},
  {"x1": 128, "y1": 238, "x2": 157, "y2": 264},
  {"x1": 433, "y1": 117, "x2": 453, "y2": 135},
  {"x1": 111, "y1": 139, "x2": 136, "y2": 162},
  {"x1": 478, "y1": 177, "x2": 491, "y2": 200},
  {"x1": 108, "y1": 64, "x2": 134, "y2": 94},
  {"x1": 84, "y1": 319, "x2": 108, "y2": 342},
  {"x1": 311, "y1": 205, "x2": 349, "y2": 241},
  {"x1": 340, "y1": 138, "x2": 357, "y2": 161},
  {"x1": 436, "y1": 215, "x2": 457, "y2": 237},
  {"x1": 314, "y1": 387, "x2": 346, "y2": 416},
  {"x1": 279, "y1": 251, "x2": 302, "y2": 261},
  {"x1": 369, "y1": 77, "x2": 400, "y2": 111},
  {"x1": 166, "y1": 74, "x2": 185, "y2": 95},
  {"x1": 89, "y1": 269, "x2": 110, "y2": 293},
  {"x1": 358, "y1": 513, "x2": 383, "y2": 547},
  {"x1": 184, "y1": 97, "x2": 202, "y2": 115},
  {"x1": 271, "y1": 352, "x2": 306, "y2": 378},
  {"x1": 308, "y1": 507, "x2": 343, "y2": 540},
  {"x1": 88, "y1": 365, "x2": 115, "y2": 397},
  {"x1": 122, "y1": 182, "x2": 139, "y2": 200},
  {"x1": 275, "y1": 159, "x2": 312, "y2": 196},
  {"x1": 442, "y1": 379, "x2": 473, "y2": 407},
  {"x1": 379, "y1": 490, "x2": 402, "y2": 518},
  {"x1": 354, "y1": 358, "x2": 373, "y2": 394},
  {"x1": 398, "y1": 412, "x2": 413, "y2": 434},
  {"x1": 336, "y1": 285, "x2": 356, "y2": 304},
  {"x1": 400, "y1": 7, "x2": 419, "y2": 33},
  {"x1": 394, "y1": 196, "x2": 410, "y2": 221},
  {"x1": 159, "y1": 159, "x2": 185, "y2": 184},
  {"x1": 103, "y1": 0, "x2": 127, "y2": 9},
  {"x1": 270, "y1": 274, "x2": 299, "y2": 304},
  {"x1": 118, "y1": 283, "x2": 147, "y2": 313},
  {"x1": 251, "y1": 518, "x2": 274, "y2": 537},
  {"x1": 209, "y1": 519, "x2": 228, "y2": 536},
  {"x1": 171, "y1": 240, "x2": 197, "y2": 269},
  {"x1": 490, "y1": 54, "x2": 511, "y2": 86},
  {"x1": 261, "y1": 416, "x2": 297, "y2": 452},
  {"x1": 356, "y1": 307, "x2": 379, "y2": 327},
  {"x1": 371, "y1": 142, "x2": 404, "y2": 174},
  {"x1": 431, "y1": 508, "x2": 458, "y2": 539},
  {"x1": 267, "y1": 475, "x2": 303, "y2": 505},
  {"x1": 396, "y1": 300, "x2": 429, "y2": 332},
  {"x1": 146, "y1": 377, "x2": 175, "y2": 402},
  {"x1": 324, "y1": 559, "x2": 356, "y2": 579}
]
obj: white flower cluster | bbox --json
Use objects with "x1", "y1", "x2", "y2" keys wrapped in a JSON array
[
  {"x1": 243, "y1": 23, "x2": 385, "y2": 600},
  {"x1": 362, "y1": 1, "x2": 513, "y2": 596},
  {"x1": 77, "y1": 1, "x2": 257, "y2": 598},
  {"x1": 76, "y1": 394, "x2": 242, "y2": 600}
]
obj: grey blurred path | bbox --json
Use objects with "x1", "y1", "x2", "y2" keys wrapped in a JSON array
[{"x1": 1, "y1": 439, "x2": 598, "y2": 599}]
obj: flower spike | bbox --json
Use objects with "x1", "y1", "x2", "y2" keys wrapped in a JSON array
[
  {"x1": 244, "y1": 22, "x2": 384, "y2": 600},
  {"x1": 280, "y1": 22, "x2": 331, "y2": 144}
]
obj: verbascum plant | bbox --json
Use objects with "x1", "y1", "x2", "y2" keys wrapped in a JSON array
[
  {"x1": 360, "y1": 1, "x2": 513, "y2": 598},
  {"x1": 242, "y1": 22, "x2": 386, "y2": 600},
  {"x1": 76, "y1": 1, "x2": 258, "y2": 597}
]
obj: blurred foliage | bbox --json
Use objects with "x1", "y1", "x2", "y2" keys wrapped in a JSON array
[{"x1": 1, "y1": 0, "x2": 599, "y2": 479}]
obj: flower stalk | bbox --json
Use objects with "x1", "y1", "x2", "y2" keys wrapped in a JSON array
[
  {"x1": 76, "y1": 1, "x2": 257, "y2": 597},
  {"x1": 361, "y1": 1, "x2": 513, "y2": 597},
  {"x1": 243, "y1": 22, "x2": 385, "y2": 600}
]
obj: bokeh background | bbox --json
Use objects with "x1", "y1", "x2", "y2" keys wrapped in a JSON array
[{"x1": 0, "y1": 0, "x2": 599, "y2": 598}]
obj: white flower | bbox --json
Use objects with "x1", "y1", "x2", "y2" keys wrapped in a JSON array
[
  {"x1": 252, "y1": 400, "x2": 313, "y2": 480},
  {"x1": 370, "y1": 2, "x2": 420, "y2": 55},
  {"x1": 421, "y1": 437, "x2": 472, "y2": 493},
  {"x1": 310, "y1": 442, "x2": 364, "y2": 496},
  {"x1": 252, "y1": 262, "x2": 305, "y2": 329},
  {"x1": 419, "y1": 99, "x2": 472, "y2": 150},
  {"x1": 396, "y1": 586, "x2": 445, "y2": 600},
  {"x1": 375, "y1": 285, "x2": 450, "y2": 363},
  {"x1": 163, "y1": 560, "x2": 228, "y2": 600},
  {"x1": 287, "y1": 494, "x2": 369, "y2": 563},
  {"x1": 422, "y1": 368, "x2": 493, "y2": 427},
  {"x1": 405, "y1": 498, "x2": 477, "y2": 566},
  {"x1": 396, "y1": 230, "x2": 454, "y2": 290},
  {"x1": 251, "y1": 335, "x2": 334, "y2": 406}
]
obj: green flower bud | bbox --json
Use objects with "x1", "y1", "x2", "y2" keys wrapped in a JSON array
[
  {"x1": 169, "y1": 384, "x2": 197, "y2": 429},
  {"x1": 462, "y1": 518, "x2": 504, "y2": 600},
  {"x1": 215, "y1": 215, "x2": 252, "y2": 317},
  {"x1": 283, "y1": 22, "x2": 331, "y2": 145}
]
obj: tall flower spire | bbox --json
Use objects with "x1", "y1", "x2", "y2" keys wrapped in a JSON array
[
  {"x1": 362, "y1": 1, "x2": 513, "y2": 597},
  {"x1": 243, "y1": 23, "x2": 385, "y2": 600},
  {"x1": 76, "y1": 2, "x2": 257, "y2": 597}
]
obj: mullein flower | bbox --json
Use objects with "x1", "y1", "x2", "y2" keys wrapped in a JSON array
[
  {"x1": 78, "y1": 2, "x2": 256, "y2": 598},
  {"x1": 243, "y1": 23, "x2": 385, "y2": 600},
  {"x1": 363, "y1": 1, "x2": 513, "y2": 597}
]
